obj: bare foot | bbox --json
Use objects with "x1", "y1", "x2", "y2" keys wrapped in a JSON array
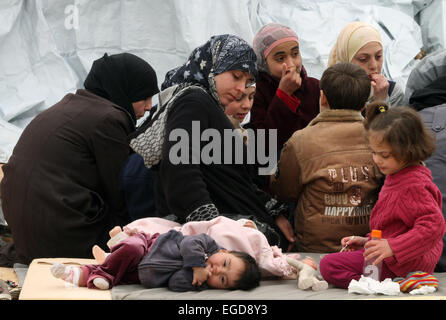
[
  {"x1": 92, "y1": 245, "x2": 107, "y2": 264},
  {"x1": 109, "y1": 226, "x2": 122, "y2": 238}
]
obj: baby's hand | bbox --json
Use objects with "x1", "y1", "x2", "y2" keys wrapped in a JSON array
[
  {"x1": 192, "y1": 266, "x2": 210, "y2": 286},
  {"x1": 364, "y1": 238, "x2": 393, "y2": 265},
  {"x1": 123, "y1": 226, "x2": 138, "y2": 236},
  {"x1": 340, "y1": 236, "x2": 367, "y2": 252}
]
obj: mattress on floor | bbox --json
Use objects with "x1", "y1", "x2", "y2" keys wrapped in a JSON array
[
  {"x1": 18, "y1": 253, "x2": 446, "y2": 300},
  {"x1": 0, "y1": 267, "x2": 18, "y2": 284},
  {"x1": 111, "y1": 252, "x2": 446, "y2": 300},
  {"x1": 111, "y1": 276, "x2": 446, "y2": 300},
  {"x1": 19, "y1": 258, "x2": 111, "y2": 300}
]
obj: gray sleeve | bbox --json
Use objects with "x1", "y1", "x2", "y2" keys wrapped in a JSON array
[
  {"x1": 388, "y1": 82, "x2": 405, "y2": 107},
  {"x1": 179, "y1": 233, "x2": 220, "y2": 268}
]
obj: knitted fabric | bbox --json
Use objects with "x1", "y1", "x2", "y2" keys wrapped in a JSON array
[
  {"x1": 368, "y1": 165, "x2": 445, "y2": 277},
  {"x1": 394, "y1": 271, "x2": 439, "y2": 293},
  {"x1": 253, "y1": 23, "x2": 299, "y2": 73}
]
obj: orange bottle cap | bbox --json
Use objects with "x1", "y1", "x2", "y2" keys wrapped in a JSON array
[{"x1": 371, "y1": 229, "x2": 382, "y2": 238}]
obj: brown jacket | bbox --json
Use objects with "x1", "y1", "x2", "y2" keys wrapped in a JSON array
[
  {"x1": 271, "y1": 109, "x2": 383, "y2": 253},
  {"x1": 1, "y1": 89, "x2": 134, "y2": 264}
]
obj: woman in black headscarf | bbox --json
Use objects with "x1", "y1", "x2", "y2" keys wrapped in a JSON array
[
  {"x1": 1, "y1": 53, "x2": 159, "y2": 264},
  {"x1": 130, "y1": 35, "x2": 295, "y2": 249}
]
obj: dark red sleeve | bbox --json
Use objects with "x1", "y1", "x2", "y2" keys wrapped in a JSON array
[
  {"x1": 250, "y1": 86, "x2": 303, "y2": 150},
  {"x1": 276, "y1": 88, "x2": 300, "y2": 112}
]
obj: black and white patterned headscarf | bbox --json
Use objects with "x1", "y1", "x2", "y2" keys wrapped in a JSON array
[
  {"x1": 130, "y1": 34, "x2": 258, "y2": 171},
  {"x1": 129, "y1": 34, "x2": 258, "y2": 223},
  {"x1": 161, "y1": 34, "x2": 258, "y2": 109}
]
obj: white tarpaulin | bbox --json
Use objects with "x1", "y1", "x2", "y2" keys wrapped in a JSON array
[{"x1": 0, "y1": 0, "x2": 444, "y2": 162}]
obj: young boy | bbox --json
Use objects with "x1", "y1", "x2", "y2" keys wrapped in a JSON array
[
  {"x1": 270, "y1": 62, "x2": 384, "y2": 253},
  {"x1": 51, "y1": 229, "x2": 260, "y2": 292}
]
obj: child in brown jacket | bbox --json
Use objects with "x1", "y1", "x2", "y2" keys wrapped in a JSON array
[{"x1": 270, "y1": 62, "x2": 384, "y2": 253}]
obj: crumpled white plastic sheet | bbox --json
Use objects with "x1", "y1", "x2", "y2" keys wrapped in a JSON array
[
  {"x1": 0, "y1": 0, "x2": 443, "y2": 162},
  {"x1": 348, "y1": 275, "x2": 401, "y2": 295},
  {"x1": 409, "y1": 285, "x2": 437, "y2": 295},
  {"x1": 0, "y1": 118, "x2": 21, "y2": 163}
]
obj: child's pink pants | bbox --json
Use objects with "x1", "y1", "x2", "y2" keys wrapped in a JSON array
[
  {"x1": 319, "y1": 248, "x2": 396, "y2": 289},
  {"x1": 80, "y1": 232, "x2": 159, "y2": 289}
]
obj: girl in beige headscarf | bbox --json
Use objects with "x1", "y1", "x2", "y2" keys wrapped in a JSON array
[{"x1": 328, "y1": 21, "x2": 404, "y2": 107}]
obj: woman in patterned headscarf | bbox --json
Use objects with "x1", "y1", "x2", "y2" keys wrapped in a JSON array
[
  {"x1": 130, "y1": 34, "x2": 295, "y2": 249},
  {"x1": 328, "y1": 21, "x2": 405, "y2": 107}
]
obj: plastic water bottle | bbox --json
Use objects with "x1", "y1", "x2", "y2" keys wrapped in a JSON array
[{"x1": 363, "y1": 229, "x2": 382, "y2": 281}]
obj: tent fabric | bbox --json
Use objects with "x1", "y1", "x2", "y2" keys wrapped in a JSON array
[{"x1": 0, "y1": 0, "x2": 442, "y2": 162}]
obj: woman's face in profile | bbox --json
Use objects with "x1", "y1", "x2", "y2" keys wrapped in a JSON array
[
  {"x1": 132, "y1": 96, "x2": 153, "y2": 119},
  {"x1": 214, "y1": 70, "x2": 255, "y2": 107}
]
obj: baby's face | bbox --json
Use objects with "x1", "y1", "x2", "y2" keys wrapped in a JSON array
[{"x1": 205, "y1": 250, "x2": 245, "y2": 289}]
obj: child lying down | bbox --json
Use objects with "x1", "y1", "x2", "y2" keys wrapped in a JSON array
[
  {"x1": 94, "y1": 216, "x2": 317, "y2": 279},
  {"x1": 52, "y1": 229, "x2": 263, "y2": 291}
]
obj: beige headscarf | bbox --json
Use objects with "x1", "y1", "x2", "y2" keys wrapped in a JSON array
[{"x1": 328, "y1": 22, "x2": 382, "y2": 67}]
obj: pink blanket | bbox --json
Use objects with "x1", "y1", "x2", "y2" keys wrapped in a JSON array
[{"x1": 126, "y1": 216, "x2": 299, "y2": 277}]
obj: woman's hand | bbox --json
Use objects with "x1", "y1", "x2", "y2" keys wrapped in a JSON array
[
  {"x1": 275, "y1": 214, "x2": 296, "y2": 252},
  {"x1": 278, "y1": 63, "x2": 302, "y2": 96},
  {"x1": 364, "y1": 238, "x2": 393, "y2": 265},
  {"x1": 369, "y1": 73, "x2": 389, "y2": 102}
]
